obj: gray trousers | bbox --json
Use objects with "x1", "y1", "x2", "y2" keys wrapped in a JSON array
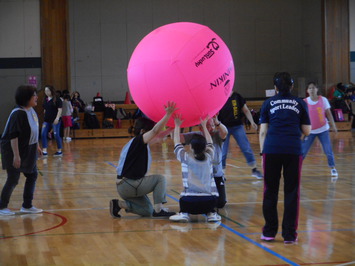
[{"x1": 116, "y1": 174, "x2": 167, "y2": 217}]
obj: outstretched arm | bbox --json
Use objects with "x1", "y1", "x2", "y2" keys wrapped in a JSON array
[
  {"x1": 174, "y1": 114, "x2": 183, "y2": 146},
  {"x1": 200, "y1": 116, "x2": 213, "y2": 144},
  {"x1": 143, "y1": 101, "x2": 177, "y2": 144},
  {"x1": 212, "y1": 115, "x2": 228, "y2": 140}
]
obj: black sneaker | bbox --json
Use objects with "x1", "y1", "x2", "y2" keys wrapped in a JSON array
[
  {"x1": 152, "y1": 208, "x2": 176, "y2": 217},
  {"x1": 110, "y1": 199, "x2": 121, "y2": 218}
]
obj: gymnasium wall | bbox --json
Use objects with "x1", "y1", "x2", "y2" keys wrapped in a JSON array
[
  {"x1": 68, "y1": 0, "x2": 323, "y2": 103},
  {"x1": 0, "y1": 0, "x2": 40, "y2": 131},
  {"x1": 0, "y1": 0, "x2": 325, "y2": 131}
]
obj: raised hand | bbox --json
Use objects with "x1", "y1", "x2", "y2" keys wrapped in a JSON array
[
  {"x1": 164, "y1": 101, "x2": 177, "y2": 115},
  {"x1": 174, "y1": 113, "x2": 184, "y2": 127}
]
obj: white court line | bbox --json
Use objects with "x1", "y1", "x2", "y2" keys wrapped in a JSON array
[
  {"x1": 39, "y1": 170, "x2": 114, "y2": 176},
  {"x1": 336, "y1": 261, "x2": 355, "y2": 266},
  {"x1": 226, "y1": 163, "x2": 241, "y2": 169},
  {"x1": 222, "y1": 198, "x2": 355, "y2": 205}
]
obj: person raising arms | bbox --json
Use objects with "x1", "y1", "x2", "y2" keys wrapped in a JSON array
[{"x1": 110, "y1": 101, "x2": 177, "y2": 218}]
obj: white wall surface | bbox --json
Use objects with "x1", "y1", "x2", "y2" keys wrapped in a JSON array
[{"x1": 0, "y1": 0, "x2": 40, "y2": 57}]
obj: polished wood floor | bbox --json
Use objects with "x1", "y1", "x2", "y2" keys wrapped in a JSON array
[{"x1": 0, "y1": 131, "x2": 354, "y2": 266}]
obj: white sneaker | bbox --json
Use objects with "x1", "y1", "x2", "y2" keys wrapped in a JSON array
[
  {"x1": 331, "y1": 168, "x2": 338, "y2": 177},
  {"x1": 0, "y1": 208, "x2": 15, "y2": 216},
  {"x1": 207, "y1": 212, "x2": 221, "y2": 222},
  {"x1": 66, "y1": 137, "x2": 72, "y2": 141},
  {"x1": 20, "y1": 206, "x2": 43, "y2": 214},
  {"x1": 169, "y1": 212, "x2": 190, "y2": 222}
]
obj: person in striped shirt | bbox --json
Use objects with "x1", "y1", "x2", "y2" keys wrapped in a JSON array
[{"x1": 169, "y1": 115, "x2": 221, "y2": 223}]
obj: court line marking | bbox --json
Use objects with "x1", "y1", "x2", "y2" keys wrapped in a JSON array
[
  {"x1": 226, "y1": 163, "x2": 241, "y2": 168},
  {"x1": 104, "y1": 161, "x2": 355, "y2": 266},
  {"x1": 106, "y1": 161, "x2": 299, "y2": 266},
  {"x1": 336, "y1": 261, "x2": 355, "y2": 266},
  {"x1": 220, "y1": 223, "x2": 300, "y2": 266},
  {"x1": 166, "y1": 191, "x2": 299, "y2": 266},
  {"x1": 0, "y1": 212, "x2": 67, "y2": 240}
]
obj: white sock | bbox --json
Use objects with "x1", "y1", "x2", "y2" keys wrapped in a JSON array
[
  {"x1": 154, "y1": 203, "x2": 162, "y2": 213},
  {"x1": 118, "y1": 200, "x2": 127, "y2": 209}
]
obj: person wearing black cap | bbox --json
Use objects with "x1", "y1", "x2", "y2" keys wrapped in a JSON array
[{"x1": 259, "y1": 72, "x2": 311, "y2": 244}]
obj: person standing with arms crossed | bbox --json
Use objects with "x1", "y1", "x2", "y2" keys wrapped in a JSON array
[
  {"x1": 302, "y1": 82, "x2": 338, "y2": 177},
  {"x1": 218, "y1": 91, "x2": 263, "y2": 179},
  {"x1": 259, "y1": 72, "x2": 311, "y2": 244}
]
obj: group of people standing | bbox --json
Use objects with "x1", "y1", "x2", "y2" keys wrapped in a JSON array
[
  {"x1": 42, "y1": 87, "x2": 86, "y2": 157},
  {"x1": 0, "y1": 73, "x2": 340, "y2": 245}
]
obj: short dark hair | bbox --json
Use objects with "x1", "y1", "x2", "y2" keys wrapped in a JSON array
[
  {"x1": 273, "y1": 72, "x2": 294, "y2": 94},
  {"x1": 128, "y1": 117, "x2": 156, "y2": 136},
  {"x1": 15, "y1": 85, "x2": 37, "y2": 107}
]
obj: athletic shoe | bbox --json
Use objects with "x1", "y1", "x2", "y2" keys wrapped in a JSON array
[
  {"x1": 284, "y1": 238, "x2": 298, "y2": 244},
  {"x1": 110, "y1": 199, "x2": 121, "y2": 218},
  {"x1": 169, "y1": 212, "x2": 190, "y2": 222},
  {"x1": 66, "y1": 137, "x2": 72, "y2": 141},
  {"x1": 261, "y1": 234, "x2": 275, "y2": 242},
  {"x1": 207, "y1": 212, "x2": 221, "y2": 222},
  {"x1": 20, "y1": 206, "x2": 43, "y2": 214},
  {"x1": 331, "y1": 168, "x2": 338, "y2": 177},
  {"x1": 0, "y1": 208, "x2": 15, "y2": 216},
  {"x1": 252, "y1": 169, "x2": 263, "y2": 179},
  {"x1": 42, "y1": 152, "x2": 48, "y2": 157},
  {"x1": 152, "y1": 208, "x2": 176, "y2": 217},
  {"x1": 53, "y1": 151, "x2": 63, "y2": 157}
]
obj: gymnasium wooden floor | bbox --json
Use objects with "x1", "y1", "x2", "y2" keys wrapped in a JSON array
[{"x1": 0, "y1": 131, "x2": 354, "y2": 266}]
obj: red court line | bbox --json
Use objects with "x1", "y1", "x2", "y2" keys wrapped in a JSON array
[{"x1": 0, "y1": 211, "x2": 67, "y2": 240}]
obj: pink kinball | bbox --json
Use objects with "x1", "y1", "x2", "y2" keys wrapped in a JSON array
[{"x1": 127, "y1": 22, "x2": 235, "y2": 127}]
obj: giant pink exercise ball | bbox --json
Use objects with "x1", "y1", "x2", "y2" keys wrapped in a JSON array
[{"x1": 127, "y1": 22, "x2": 235, "y2": 127}]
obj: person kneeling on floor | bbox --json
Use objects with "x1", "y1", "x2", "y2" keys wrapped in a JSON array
[{"x1": 169, "y1": 114, "x2": 221, "y2": 223}]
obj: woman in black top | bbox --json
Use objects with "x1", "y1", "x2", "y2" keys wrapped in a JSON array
[
  {"x1": 0, "y1": 85, "x2": 43, "y2": 216},
  {"x1": 41, "y1": 85, "x2": 63, "y2": 156},
  {"x1": 110, "y1": 102, "x2": 177, "y2": 218}
]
